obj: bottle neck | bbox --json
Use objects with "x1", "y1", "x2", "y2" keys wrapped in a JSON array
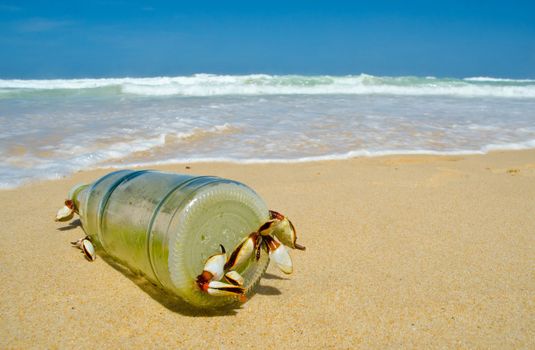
[{"x1": 69, "y1": 183, "x2": 89, "y2": 213}]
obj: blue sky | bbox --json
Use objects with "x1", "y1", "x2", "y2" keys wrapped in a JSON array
[{"x1": 1, "y1": 0, "x2": 534, "y2": 78}]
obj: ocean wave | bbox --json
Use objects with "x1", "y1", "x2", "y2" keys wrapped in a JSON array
[
  {"x1": 2, "y1": 76, "x2": 534, "y2": 189},
  {"x1": 464, "y1": 76, "x2": 535, "y2": 83},
  {"x1": 1, "y1": 74, "x2": 535, "y2": 98}
]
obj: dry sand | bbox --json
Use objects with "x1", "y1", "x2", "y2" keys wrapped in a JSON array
[{"x1": 1, "y1": 150, "x2": 534, "y2": 348}]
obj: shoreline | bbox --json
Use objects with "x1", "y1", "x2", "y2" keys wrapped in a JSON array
[
  {"x1": 1, "y1": 149, "x2": 534, "y2": 348},
  {"x1": 3, "y1": 148, "x2": 535, "y2": 192}
]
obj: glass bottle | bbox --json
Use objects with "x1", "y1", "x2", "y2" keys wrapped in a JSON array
[{"x1": 71, "y1": 169, "x2": 270, "y2": 308}]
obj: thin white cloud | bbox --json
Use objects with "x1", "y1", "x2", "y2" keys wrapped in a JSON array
[{"x1": 15, "y1": 18, "x2": 75, "y2": 33}]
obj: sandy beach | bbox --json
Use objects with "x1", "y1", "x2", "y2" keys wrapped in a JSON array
[{"x1": 1, "y1": 150, "x2": 534, "y2": 348}]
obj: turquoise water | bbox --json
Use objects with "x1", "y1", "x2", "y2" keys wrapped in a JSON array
[{"x1": 1, "y1": 74, "x2": 535, "y2": 188}]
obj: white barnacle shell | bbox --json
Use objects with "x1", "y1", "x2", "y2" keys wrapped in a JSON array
[
  {"x1": 206, "y1": 280, "x2": 245, "y2": 297},
  {"x1": 202, "y1": 246, "x2": 226, "y2": 281},
  {"x1": 81, "y1": 239, "x2": 96, "y2": 261},
  {"x1": 224, "y1": 270, "x2": 244, "y2": 286},
  {"x1": 225, "y1": 234, "x2": 256, "y2": 270},
  {"x1": 265, "y1": 236, "x2": 293, "y2": 274},
  {"x1": 270, "y1": 244, "x2": 293, "y2": 274},
  {"x1": 55, "y1": 205, "x2": 74, "y2": 222}
]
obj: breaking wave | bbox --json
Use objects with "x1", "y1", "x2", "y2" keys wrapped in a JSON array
[{"x1": 1, "y1": 74, "x2": 535, "y2": 98}]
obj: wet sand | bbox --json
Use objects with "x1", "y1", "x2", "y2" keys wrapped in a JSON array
[{"x1": 1, "y1": 150, "x2": 534, "y2": 348}]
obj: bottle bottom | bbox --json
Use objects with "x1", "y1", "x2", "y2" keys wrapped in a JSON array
[{"x1": 166, "y1": 181, "x2": 270, "y2": 308}]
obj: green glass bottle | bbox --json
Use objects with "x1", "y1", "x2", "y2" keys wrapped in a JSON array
[{"x1": 70, "y1": 170, "x2": 270, "y2": 308}]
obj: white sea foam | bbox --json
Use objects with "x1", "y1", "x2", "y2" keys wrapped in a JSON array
[{"x1": 105, "y1": 140, "x2": 535, "y2": 170}]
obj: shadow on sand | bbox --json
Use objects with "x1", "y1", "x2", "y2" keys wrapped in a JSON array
[
  {"x1": 57, "y1": 219, "x2": 82, "y2": 231},
  {"x1": 99, "y1": 250, "x2": 283, "y2": 317},
  {"x1": 59, "y1": 220, "x2": 284, "y2": 316},
  {"x1": 262, "y1": 272, "x2": 290, "y2": 280}
]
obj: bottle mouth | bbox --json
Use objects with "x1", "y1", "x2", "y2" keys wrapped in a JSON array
[
  {"x1": 68, "y1": 183, "x2": 89, "y2": 201},
  {"x1": 166, "y1": 181, "x2": 269, "y2": 307}
]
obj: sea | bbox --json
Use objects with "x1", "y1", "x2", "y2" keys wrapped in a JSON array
[{"x1": 1, "y1": 74, "x2": 535, "y2": 189}]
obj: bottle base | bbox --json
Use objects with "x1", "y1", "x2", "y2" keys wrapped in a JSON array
[{"x1": 166, "y1": 181, "x2": 270, "y2": 308}]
